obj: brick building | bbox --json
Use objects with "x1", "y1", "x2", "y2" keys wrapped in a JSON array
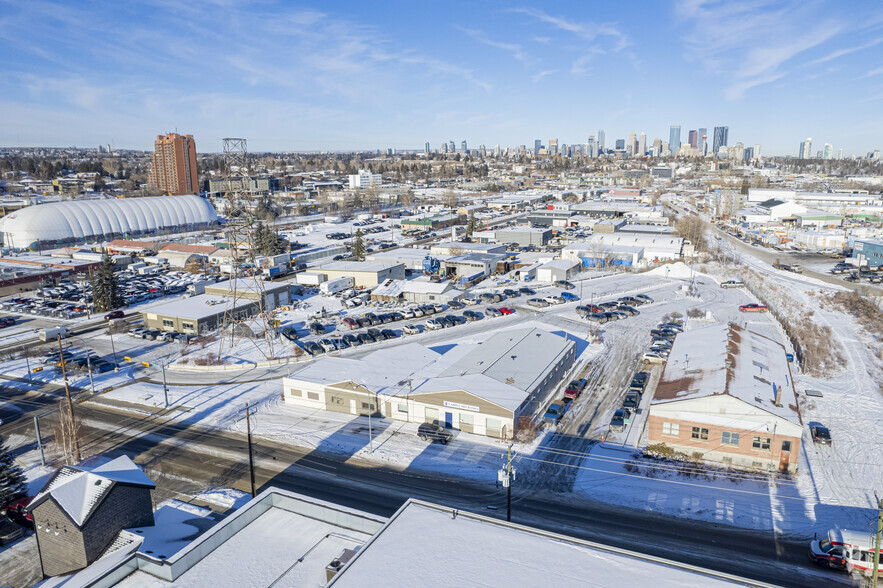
[
  {"x1": 148, "y1": 132, "x2": 199, "y2": 195},
  {"x1": 647, "y1": 324, "x2": 802, "y2": 473},
  {"x1": 29, "y1": 455, "x2": 155, "y2": 577}
]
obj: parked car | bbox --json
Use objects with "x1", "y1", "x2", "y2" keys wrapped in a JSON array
[
  {"x1": 417, "y1": 422, "x2": 453, "y2": 444},
  {"x1": 585, "y1": 312, "x2": 608, "y2": 323},
  {"x1": 425, "y1": 318, "x2": 443, "y2": 330},
  {"x1": 658, "y1": 322, "x2": 684, "y2": 332},
  {"x1": 543, "y1": 401, "x2": 567, "y2": 424},
  {"x1": 357, "y1": 333, "x2": 374, "y2": 345},
  {"x1": 519, "y1": 287, "x2": 536, "y2": 295},
  {"x1": 447, "y1": 300, "x2": 464, "y2": 309},
  {"x1": 343, "y1": 333, "x2": 361, "y2": 347},
  {"x1": 559, "y1": 292, "x2": 578, "y2": 301},
  {"x1": 0, "y1": 512, "x2": 24, "y2": 545},
  {"x1": 811, "y1": 425, "x2": 832, "y2": 445},
  {"x1": 617, "y1": 304, "x2": 639, "y2": 316},
  {"x1": 309, "y1": 322, "x2": 326, "y2": 335},
  {"x1": 634, "y1": 294, "x2": 653, "y2": 304},
  {"x1": 463, "y1": 310, "x2": 482, "y2": 321},
  {"x1": 739, "y1": 303, "x2": 768, "y2": 313},
  {"x1": 554, "y1": 280, "x2": 575, "y2": 290},
  {"x1": 381, "y1": 328, "x2": 400, "y2": 339},
  {"x1": 622, "y1": 391, "x2": 641, "y2": 410},
  {"x1": 527, "y1": 298, "x2": 550, "y2": 308},
  {"x1": 342, "y1": 317, "x2": 359, "y2": 329},
  {"x1": 564, "y1": 379, "x2": 587, "y2": 398},
  {"x1": 402, "y1": 324, "x2": 420, "y2": 335},
  {"x1": 366, "y1": 328, "x2": 384, "y2": 341},
  {"x1": 319, "y1": 338, "x2": 336, "y2": 352},
  {"x1": 629, "y1": 372, "x2": 649, "y2": 392},
  {"x1": 485, "y1": 307, "x2": 503, "y2": 317},
  {"x1": 609, "y1": 408, "x2": 631, "y2": 432},
  {"x1": 461, "y1": 297, "x2": 479, "y2": 306},
  {"x1": 502, "y1": 289, "x2": 520, "y2": 298},
  {"x1": 104, "y1": 310, "x2": 124, "y2": 320},
  {"x1": 498, "y1": 307, "x2": 515, "y2": 315},
  {"x1": 720, "y1": 280, "x2": 745, "y2": 289},
  {"x1": 642, "y1": 351, "x2": 667, "y2": 363}
]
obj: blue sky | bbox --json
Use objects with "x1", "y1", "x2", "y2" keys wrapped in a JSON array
[{"x1": 1, "y1": 0, "x2": 882, "y2": 155}]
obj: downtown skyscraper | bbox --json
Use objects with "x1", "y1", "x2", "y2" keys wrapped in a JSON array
[
  {"x1": 669, "y1": 126, "x2": 681, "y2": 156},
  {"x1": 712, "y1": 126, "x2": 729, "y2": 157}
]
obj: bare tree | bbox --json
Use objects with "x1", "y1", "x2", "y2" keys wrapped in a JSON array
[{"x1": 54, "y1": 400, "x2": 83, "y2": 465}]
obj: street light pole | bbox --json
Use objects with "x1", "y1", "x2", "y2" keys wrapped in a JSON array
[
  {"x1": 86, "y1": 356, "x2": 95, "y2": 395},
  {"x1": 109, "y1": 328, "x2": 118, "y2": 371}
]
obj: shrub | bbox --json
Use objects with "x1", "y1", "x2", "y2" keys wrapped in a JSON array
[
  {"x1": 514, "y1": 416, "x2": 539, "y2": 444},
  {"x1": 687, "y1": 307, "x2": 704, "y2": 318}
]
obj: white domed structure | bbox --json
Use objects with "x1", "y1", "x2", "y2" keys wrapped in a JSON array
[{"x1": 0, "y1": 195, "x2": 218, "y2": 248}]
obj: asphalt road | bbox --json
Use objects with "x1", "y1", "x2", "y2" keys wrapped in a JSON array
[{"x1": 0, "y1": 397, "x2": 853, "y2": 588}]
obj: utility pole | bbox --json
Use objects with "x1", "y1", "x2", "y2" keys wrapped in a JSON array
[
  {"x1": 33, "y1": 415, "x2": 45, "y2": 467},
  {"x1": 245, "y1": 402, "x2": 256, "y2": 498},
  {"x1": 57, "y1": 335, "x2": 81, "y2": 463},
  {"x1": 161, "y1": 362, "x2": 169, "y2": 407},
  {"x1": 873, "y1": 495, "x2": 882, "y2": 588},
  {"x1": 498, "y1": 443, "x2": 516, "y2": 522}
]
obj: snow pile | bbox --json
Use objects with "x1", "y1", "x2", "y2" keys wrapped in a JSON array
[
  {"x1": 646, "y1": 262, "x2": 694, "y2": 279},
  {"x1": 194, "y1": 488, "x2": 250, "y2": 510}
]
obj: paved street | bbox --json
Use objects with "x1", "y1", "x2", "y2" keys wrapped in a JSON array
[{"x1": 0, "y1": 395, "x2": 853, "y2": 588}]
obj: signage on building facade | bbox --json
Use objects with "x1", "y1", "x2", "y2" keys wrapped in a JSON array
[{"x1": 444, "y1": 400, "x2": 480, "y2": 412}]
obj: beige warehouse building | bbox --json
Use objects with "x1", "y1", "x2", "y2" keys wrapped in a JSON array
[
  {"x1": 282, "y1": 327, "x2": 576, "y2": 439},
  {"x1": 317, "y1": 260, "x2": 406, "y2": 287}
]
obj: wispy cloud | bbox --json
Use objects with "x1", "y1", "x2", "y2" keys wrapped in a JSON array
[
  {"x1": 676, "y1": 0, "x2": 843, "y2": 99},
  {"x1": 510, "y1": 8, "x2": 630, "y2": 51},
  {"x1": 531, "y1": 69, "x2": 556, "y2": 83},
  {"x1": 458, "y1": 27, "x2": 532, "y2": 66},
  {"x1": 808, "y1": 37, "x2": 883, "y2": 65},
  {"x1": 858, "y1": 66, "x2": 883, "y2": 79}
]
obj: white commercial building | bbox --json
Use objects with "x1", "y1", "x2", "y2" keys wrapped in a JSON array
[
  {"x1": 347, "y1": 170, "x2": 381, "y2": 189},
  {"x1": 282, "y1": 327, "x2": 576, "y2": 439},
  {"x1": 536, "y1": 259, "x2": 580, "y2": 282}
]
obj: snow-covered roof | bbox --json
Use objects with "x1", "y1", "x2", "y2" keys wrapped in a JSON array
[
  {"x1": 538, "y1": 259, "x2": 579, "y2": 271},
  {"x1": 331, "y1": 500, "x2": 746, "y2": 587},
  {"x1": 141, "y1": 294, "x2": 255, "y2": 320},
  {"x1": 30, "y1": 455, "x2": 155, "y2": 527},
  {"x1": 288, "y1": 327, "x2": 575, "y2": 412},
  {"x1": 320, "y1": 260, "x2": 404, "y2": 273},
  {"x1": 371, "y1": 279, "x2": 454, "y2": 298},
  {"x1": 652, "y1": 324, "x2": 800, "y2": 424}
]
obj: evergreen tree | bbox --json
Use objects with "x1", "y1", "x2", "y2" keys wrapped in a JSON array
[
  {"x1": 466, "y1": 211, "x2": 477, "y2": 235},
  {"x1": 92, "y1": 252, "x2": 120, "y2": 312},
  {"x1": 0, "y1": 435, "x2": 27, "y2": 506},
  {"x1": 351, "y1": 229, "x2": 365, "y2": 260}
]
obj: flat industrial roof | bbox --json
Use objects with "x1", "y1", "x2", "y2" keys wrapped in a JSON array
[
  {"x1": 330, "y1": 501, "x2": 750, "y2": 587},
  {"x1": 141, "y1": 294, "x2": 255, "y2": 320},
  {"x1": 320, "y1": 261, "x2": 405, "y2": 273}
]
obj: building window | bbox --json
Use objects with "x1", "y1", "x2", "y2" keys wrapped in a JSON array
[
  {"x1": 182, "y1": 322, "x2": 194, "y2": 331},
  {"x1": 288, "y1": 389, "x2": 302, "y2": 397},
  {"x1": 752, "y1": 461, "x2": 764, "y2": 468},
  {"x1": 752, "y1": 436, "x2": 771, "y2": 450},
  {"x1": 162, "y1": 319, "x2": 174, "y2": 328},
  {"x1": 721, "y1": 431, "x2": 740, "y2": 446},
  {"x1": 781, "y1": 440, "x2": 792, "y2": 452},
  {"x1": 397, "y1": 403, "x2": 408, "y2": 414},
  {"x1": 361, "y1": 402, "x2": 374, "y2": 411},
  {"x1": 307, "y1": 392, "x2": 319, "y2": 401},
  {"x1": 329, "y1": 395, "x2": 344, "y2": 406},
  {"x1": 661, "y1": 422, "x2": 679, "y2": 437},
  {"x1": 691, "y1": 427, "x2": 709, "y2": 441}
]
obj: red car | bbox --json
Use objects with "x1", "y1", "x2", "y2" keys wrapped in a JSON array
[
  {"x1": 342, "y1": 317, "x2": 359, "y2": 329},
  {"x1": 739, "y1": 304, "x2": 768, "y2": 313},
  {"x1": 498, "y1": 307, "x2": 515, "y2": 315},
  {"x1": 4, "y1": 496, "x2": 33, "y2": 524},
  {"x1": 564, "y1": 378, "x2": 587, "y2": 398}
]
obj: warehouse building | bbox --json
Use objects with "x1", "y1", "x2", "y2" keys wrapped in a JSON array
[
  {"x1": 365, "y1": 248, "x2": 448, "y2": 271},
  {"x1": 317, "y1": 261, "x2": 406, "y2": 287},
  {"x1": 159, "y1": 244, "x2": 219, "y2": 269},
  {"x1": 536, "y1": 259, "x2": 580, "y2": 283},
  {"x1": 282, "y1": 327, "x2": 576, "y2": 439},
  {"x1": 854, "y1": 238, "x2": 883, "y2": 269},
  {"x1": 370, "y1": 278, "x2": 461, "y2": 303},
  {"x1": 442, "y1": 252, "x2": 508, "y2": 279},
  {"x1": 140, "y1": 295, "x2": 266, "y2": 334},
  {"x1": 204, "y1": 277, "x2": 290, "y2": 309},
  {"x1": 430, "y1": 241, "x2": 506, "y2": 256},
  {"x1": 400, "y1": 213, "x2": 464, "y2": 231},
  {"x1": 492, "y1": 227, "x2": 552, "y2": 247},
  {"x1": 648, "y1": 324, "x2": 802, "y2": 473}
]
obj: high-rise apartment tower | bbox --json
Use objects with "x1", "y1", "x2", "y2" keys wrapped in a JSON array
[{"x1": 148, "y1": 132, "x2": 199, "y2": 195}]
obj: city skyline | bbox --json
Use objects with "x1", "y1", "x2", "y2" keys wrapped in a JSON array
[{"x1": 1, "y1": 1, "x2": 882, "y2": 154}]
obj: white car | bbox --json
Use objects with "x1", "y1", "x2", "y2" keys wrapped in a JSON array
[
  {"x1": 544, "y1": 295, "x2": 565, "y2": 305},
  {"x1": 642, "y1": 351, "x2": 667, "y2": 364},
  {"x1": 402, "y1": 324, "x2": 420, "y2": 335},
  {"x1": 720, "y1": 280, "x2": 745, "y2": 288},
  {"x1": 425, "y1": 319, "x2": 443, "y2": 330}
]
